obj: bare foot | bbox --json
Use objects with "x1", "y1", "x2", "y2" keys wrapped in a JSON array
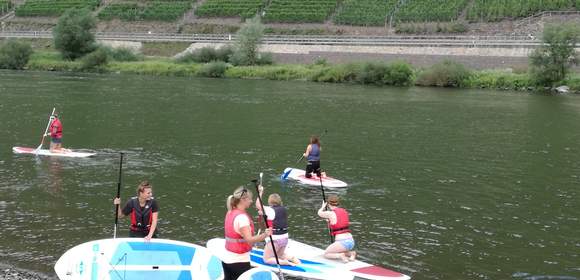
[
  {"x1": 340, "y1": 254, "x2": 349, "y2": 263},
  {"x1": 349, "y1": 251, "x2": 357, "y2": 262}
]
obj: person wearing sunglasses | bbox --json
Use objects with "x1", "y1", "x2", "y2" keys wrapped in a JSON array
[
  {"x1": 222, "y1": 186, "x2": 271, "y2": 280},
  {"x1": 113, "y1": 181, "x2": 159, "y2": 241}
]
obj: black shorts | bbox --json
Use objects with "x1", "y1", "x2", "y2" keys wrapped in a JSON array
[
  {"x1": 222, "y1": 261, "x2": 252, "y2": 280},
  {"x1": 305, "y1": 161, "x2": 321, "y2": 178}
]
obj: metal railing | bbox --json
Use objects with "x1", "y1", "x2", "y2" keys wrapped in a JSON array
[{"x1": 0, "y1": 30, "x2": 545, "y2": 47}]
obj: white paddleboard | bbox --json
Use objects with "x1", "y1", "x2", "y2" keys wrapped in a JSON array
[
  {"x1": 206, "y1": 238, "x2": 354, "y2": 280},
  {"x1": 54, "y1": 238, "x2": 223, "y2": 280},
  {"x1": 238, "y1": 267, "x2": 279, "y2": 280},
  {"x1": 13, "y1": 146, "x2": 96, "y2": 158},
  {"x1": 285, "y1": 239, "x2": 410, "y2": 280},
  {"x1": 281, "y1": 167, "x2": 348, "y2": 188}
]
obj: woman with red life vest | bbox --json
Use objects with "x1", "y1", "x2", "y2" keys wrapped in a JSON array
[
  {"x1": 255, "y1": 185, "x2": 300, "y2": 266},
  {"x1": 317, "y1": 194, "x2": 356, "y2": 263},
  {"x1": 45, "y1": 113, "x2": 66, "y2": 153},
  {"x1": 223, "y1": 186, "x2": 271, "y2": 280},
  {"x1": 113, "y1": 181, "x2": 159, "y2": 240}
]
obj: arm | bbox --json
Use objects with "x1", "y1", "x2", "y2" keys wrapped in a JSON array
[
  {"x1": 113, "y1": 198, "x2": 126, "y2": 218},
  {"x1": 303, "y1": 144, "x2": 311, "y2": 157},
  {"x1": 239, "y1": 225, "x2": 270, "y2": 245},
  {"x1": 255, "y1": 185, "x2": 264, "y2": 211},
  {"x1": 145, "y1": 212, "x2": 158, "y2": 241},
  {"x1": 317, "y1": 202, "x2": 336, "y2": 225}
]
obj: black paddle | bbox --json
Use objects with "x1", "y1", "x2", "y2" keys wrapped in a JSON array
[
  {"x1": 252, "y1": 175, "x2": 285, "y2": 280},
  {"x1": 317, "y1": 168, "x2": 334, "y2": 243},
  {"x1": 113, "y1": 152, "x2": 124, "y2": 239}
]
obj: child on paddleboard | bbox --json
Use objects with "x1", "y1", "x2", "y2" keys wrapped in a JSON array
[
  {"x1": 255, "y1": 185, "x2": 301, "y2": 266},
  {"x1": 223, "y1": 186, "x2": 272, "y2": 280},
  {"x1": 113, "y1": 181, "x2": 159, "y2": 240},
  {"x1": 318, "y1": 195, "x2": 356, "y2": 263}
]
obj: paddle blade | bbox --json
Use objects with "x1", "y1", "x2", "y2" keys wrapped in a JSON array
[{"x1": 281, "y1": 168, "x2": 292, "y2": 181}]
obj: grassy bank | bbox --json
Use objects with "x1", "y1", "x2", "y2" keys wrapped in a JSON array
[{"x1": 20, "y1": 50, "x2": 580, "y2": 93}]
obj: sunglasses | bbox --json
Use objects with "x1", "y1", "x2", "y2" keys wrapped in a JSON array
[{"x1": 234, "y1": 188, "x2": 248, "y2": 199}]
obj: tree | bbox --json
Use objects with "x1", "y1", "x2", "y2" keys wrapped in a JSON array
[
  {"x1": 0, "y1": 39, "x2": 33, "y2": 70},
  {"x1": 53, "y1": 8, "x2": 97, "y2": 60},
  {"x1": 529, "y1": 23, "x2": 580, "y2": 86},
  {"x1": 231, "y1": 16, "x2": 265, "y2": 66}
]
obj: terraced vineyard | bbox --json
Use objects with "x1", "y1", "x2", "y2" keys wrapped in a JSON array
[
  {"x1": 195, "y1": 0, "x2": 264, "y2": 18},
  {"x1": 15, "y1": 0, "x2": 99, "y2": 16},
  {"x1": 262, "y1": 0, "x2": 337, "y2": 23},
  {"x1": 467, "y1": 0, "x2": 576, "y2": 22},
  {"x1": 394, "y1": 0, "x2": 469, "y2": 22},
  {"x1": 333, "y1": 0, "x2": 397, "y2": 26},
  {"x1": 99, "y1": 0, "x2": 193, "y2": 21},
  {"x1": 0, "y1": 0, "x2": 12, "y2": 14}
]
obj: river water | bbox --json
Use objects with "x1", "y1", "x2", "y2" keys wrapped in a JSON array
[{"x1": 0, "y1": 71, "x2": 579, "y2": 280}]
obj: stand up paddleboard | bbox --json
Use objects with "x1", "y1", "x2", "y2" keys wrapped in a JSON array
[
  {"x1": 13, "y1": 146, "x2": 95, "y2": 158},
  {"x1": 206, "y1": 238, "x2": 354, "y2": 280},
  {"x1": 54, "y1": 238, "x2": 223, "y2": 280},
  {"x1": 284, "y1": 239, "x2": 410, "y2": 280},
  {"x1": 281, "y1": 167, "x2": 348, "y2": 188}
]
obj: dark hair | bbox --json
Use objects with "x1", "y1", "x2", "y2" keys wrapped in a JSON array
[
  {"x1": 136, "y1": 181, "x2": 152, "y2": 195},
  {"x1": 327, "y1": 195, "x2": 339, "y2": 206},
  {"x1": 310, "y1": 136, "x2": 320, "y2": 145}
]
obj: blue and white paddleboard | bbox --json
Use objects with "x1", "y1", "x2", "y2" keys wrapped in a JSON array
[
  {"x1": 238, "y1": 267, "x2": 280, "y2": 280},
  {"x1": 54, "y1": 238, "x2": 223, "y2": 280},
  {"x1": 206, "y1": 238, "x2": 354, "y2": 280},
  {"x1": 281, "y1": 167, "x2": 348, "y2": 188}
]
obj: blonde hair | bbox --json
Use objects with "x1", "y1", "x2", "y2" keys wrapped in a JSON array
[
  {"x1": 136, "y1": 181, "x2": 152, "y2": 195},
  {"x1": 268, "y1": 193, "x2": 282, "y2": 206},
  {"x1": 226, "y1": 186, "x2": 252, "y2": 211}
]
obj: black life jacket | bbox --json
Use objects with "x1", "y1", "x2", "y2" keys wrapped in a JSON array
[
  {"x1": 271, "y1": 205, "x2": 288, "y2": 235},
  {"x1": 129, "y1": 198, "x2": 154, "y2": 233}
]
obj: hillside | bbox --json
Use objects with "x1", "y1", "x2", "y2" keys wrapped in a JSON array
[{"x1": 0, "y1": 0, "x2": 579, "y2": 36}]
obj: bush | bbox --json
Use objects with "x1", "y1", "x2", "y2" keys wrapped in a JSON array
[
  {"x1": 0, "y1": 40, "x2": 33, "y2": 70},
  {"x1": 102, "y1": 46, "x2": 142, "y2": 62},
  {"x1": 81, "y1": 48, "x2": 109, "y2": 70},
  {"x1": 53, "y1": 8, "x2": 97, "y2": 60},
  {"x1": 215, "y1": 45, "x2": 235, "y2": 62},
  {"x1": 416, "y1": 60, "x2": 471, "y2": 87},
  {"x1": 197, "y1": 61, "x2": 228, "y2": 78},
  {"x1": 177, "y1": 45, "x2": 234, "y2": 64},
  {"x1": 385, "y1": 61, "x2": 414, "y2": 86},
  {"x1": 256, "y1": 52, "x2": 273, "y2": 65}
]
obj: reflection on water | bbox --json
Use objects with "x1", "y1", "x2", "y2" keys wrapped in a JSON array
[{"x1": 0, "y1": 72, "x2": 579, "y2": 280}]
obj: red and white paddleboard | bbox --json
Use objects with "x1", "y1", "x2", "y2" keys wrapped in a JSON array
[
  {"x1": 286, "y1": 239, "x2": 410, "y2": 280},
  {"x1": 13, "y1": 146, "x2": 96, "y2": 158},
  {"x1": 281, "y1": 167, "x2": 348, "y2": 188}
]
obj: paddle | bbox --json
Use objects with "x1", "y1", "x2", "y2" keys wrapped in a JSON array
[
  {"x1": 252, "y1": 174, "x2": 285, "y2": 280},
  {"x1": 317, "y1": 168, "x2": 334, "y2": 244},
  {"x1": 113, "y1": 152, "x2": 124, "y2": 239},
  {"x1": 35, "y1": 107, "x2": 55, "y2": 153}
]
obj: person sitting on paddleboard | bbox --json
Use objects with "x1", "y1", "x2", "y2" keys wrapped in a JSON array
[
  {"x1": 45, "y1": 113, "x2": 66, "y2": 153},
  {"x1": 303, "y1": 135, "x2": 324, "y2": 178},
  {"x1": 255, "y1": 185, "x2": 301, "y2": 266},
  {"x1": 223, "y1": 186, "x2": 272, "y2": 280},
  {"x1": 113, "y1": 181, "x2": 159, "y2": 241},
  {"x1": 317, "y1": 195, "x2": 356, "y2": 263}
]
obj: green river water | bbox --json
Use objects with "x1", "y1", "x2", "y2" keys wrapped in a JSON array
[{"x1": 0, "y1": 71, "x2": 579, "y2": 280}]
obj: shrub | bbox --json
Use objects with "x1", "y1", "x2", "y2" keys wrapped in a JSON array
[
  {"x1": 416, "y1": 60, "x2": 471, "y2": 87},
  {"x1": 81, "y1": 48, "x2": 109, "y2": 70},
  {"x1": 0, "y1": 40, "x2": 33, "y2": 70},
  {"x1": 53, "y1": 8, "x2": 97, "y2": 60},
  {"x1": 103, "y1": 47, "x2": 142, "y2": 62},
  {"x1": 232, "y1": 16, "x2": 264, "y2": 66},
  {"x1": 215, "y1": 45, "x2": 235, "y2": 62},
  {"x1": 256, "y1": 52, "x2": 273, "y2": 65},
  {"x1": 385, "y1": 61, "x2": 414, "y2": 86},
  {"x1": 197, "y1": 61, "x2": 228, "y2": 78}
]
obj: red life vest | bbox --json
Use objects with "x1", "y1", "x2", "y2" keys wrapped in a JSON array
[
  {"x1": 129, "y1": 198, "x2": 153, "y2": 233},
  {"x1": 224, "y1": 209, "x2": 255, "y2": 254},
  {"x1": 49, "y1": 118, "x2": 63, "y2": 139},
  {"x1": 330, "y1": 207, "x2": 350, "y2": 235}
]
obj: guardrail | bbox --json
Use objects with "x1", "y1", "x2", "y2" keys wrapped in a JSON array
[{"x1": 0, "y1": 30, "x2": 544, "y2": 47}]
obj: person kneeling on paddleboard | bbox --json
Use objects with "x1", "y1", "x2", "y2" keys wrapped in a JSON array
[
  {"x1": 255, "y1": 185, "x2": 301, "y2": 266},
  {"x1": 304, "y1": 135, "x2": 324, "y2": 178},
  {"x1": 113, "y1": 181, "x2": 159, "y2": 240},
  {"x1": 223, "y1": 186, "x2": 272, "y2": 280},
  {"x1": 45, "y1": 113, "x2": 68, "y2": 153},
  {"x1": 317, "y1": 195, "x2": 356, "y2": 263}
]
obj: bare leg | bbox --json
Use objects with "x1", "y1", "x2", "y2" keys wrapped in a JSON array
[{"x1": 324, "y1": 242, "x2": 349, "y2": 263}]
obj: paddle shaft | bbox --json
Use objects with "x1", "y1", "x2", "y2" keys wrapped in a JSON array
[
  {"x1": 296, "y1": 129, "x2": 328, "y2": 163},
  {"x1": 253, "y1": 179, "x2": 285, "y2": 280},
  {"x1": 37, "y1": 108, "x2": 55, "y2": 150},
  {"x1": 318, "y1": 171, "x2": 334, "y2": 243},
  {"x1": 113, "y1": 152, "x2": 124, "y2": 239}
]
